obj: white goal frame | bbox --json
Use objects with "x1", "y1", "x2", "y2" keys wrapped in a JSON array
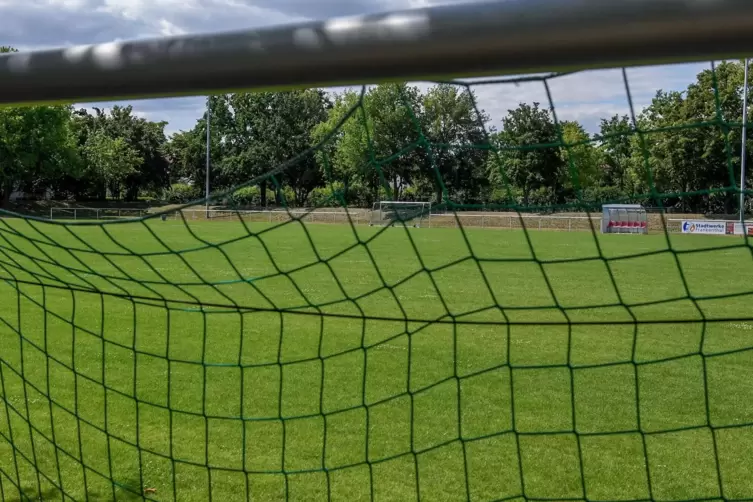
[{"x1": 370, "y1": 201, "x2": 432, "y2": 228}]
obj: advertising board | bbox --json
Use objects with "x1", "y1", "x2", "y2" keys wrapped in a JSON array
[
  {"x1": 729, "y1": 222, "x2": 753, "y2": 235},
  {"x1": 681, "y1": 221, "x2": 726, "y2": 235}
]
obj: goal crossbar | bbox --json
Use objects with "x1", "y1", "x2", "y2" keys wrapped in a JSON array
[{"x1": 2, "y1": 0, "x2": 753, "y2": 106}]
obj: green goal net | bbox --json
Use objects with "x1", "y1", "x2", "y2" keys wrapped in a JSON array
[{"x1": 1, "y1": 63, "x2": 753, "y2": 502}]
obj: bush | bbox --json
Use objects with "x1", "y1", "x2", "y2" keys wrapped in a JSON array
[
  {"x1": 527, "y1": 186, "x2": 558, "y2": 209},
  {"x1": 165, "y1": 183, "x2": 199, "y2": 204},
  {"x1": 401, "y1": 186, "x2": 420, "y2": 202},
  {"x1": 274, "y1": 185, "x2": 296, "y2": 206},
  {"x1": 229, "y1": 185, "x2": 276, "y2": 207},
  {"x1": 231, "y1": 186, "x2": 258, "y2": 206},
  {"x1": 343, "y1": 183, "x2": 372, "y2": 207},
  {"x1": 308, "y1": 182, "x2": 345, "y2": 207}
]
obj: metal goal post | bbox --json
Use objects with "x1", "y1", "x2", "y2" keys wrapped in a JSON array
[{"x1": 1, "y1": 0, "x2": 753, "y2": 106}]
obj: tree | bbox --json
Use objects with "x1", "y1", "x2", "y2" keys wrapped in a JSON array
[
  {"x1": 363, "y1": 84, "x2": 423, "y2": 201},
  {"x1": 0, "y1": 51, "x2": 80, "y2": 206},
  {"x1": 82, "y1": 130, "x2": 143, "y2": 199},
  {"x1": 558, "y1": 120, "x2": 602, "y2": 195},
  {"x1": 632, "y1": 89, "x2": 701, "y2": 210},
  {"x1": 269, "y1": 90, "x2": 330, "y2": 205},
  {"x1": 311, "y1": 89, "x2": 372, "y2": 205},
  {"x1": 493, "y1": 102, "x2": 564, "y2": 206},
  {"x1": 311, "y1": 84, "x2": 424, "y2": 205},
  {"x1": 99, "y1": 106, "x2": 168, "y2": 200},
  {"x1": 63, "y1": 105, "x2": 169, "y2": 200},
  {"x1": 163, "y1": 128, "x2": 205, "y2": 186},
  {"x1": 210, "y1": 89, "x2": 330, "y2": 207},
  {"x1": 598, "y1": 114, "x2": 632, "y2": 192},
  {"x1": 630, "y1": 61, "x2": 750, "y2": 213},
  {"x1": 421, "y1": 84, "x2": 490, "y2": 204},
  {"x1": 682, "y1": 61, "x2": 750, "y2": 213}
]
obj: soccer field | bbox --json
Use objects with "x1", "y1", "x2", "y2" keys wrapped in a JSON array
[{"x1": 0, "y1": 217, "x2": 752, "y2": 501}]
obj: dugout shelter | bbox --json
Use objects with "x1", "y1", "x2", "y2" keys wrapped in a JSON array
[{"x1": 601, "y1": 204, "x2": 648, "y2": 234}]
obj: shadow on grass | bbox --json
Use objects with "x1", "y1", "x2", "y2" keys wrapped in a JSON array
[{"x1": 4, "y1": 476, "x2": 148, "y2": 502}]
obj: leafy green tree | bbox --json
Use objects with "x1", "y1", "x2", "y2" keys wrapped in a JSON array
[
  {"x1": 163, "y1": 128, "x2": 205, "y2": 186},
  {"x1": 0, "y1": 48, "x2": 79, "y2": 206},
  {"x1": 63, "y1": 105, "x2": 169, "y2": 200},
  {"x1": 272, "y1": 89, "x2": 330, "y2": 205},
  {"x1": 493, "y1": 102, "x2": 564, "y2": 206},
  {"x1": 82, "y1": 130, "x2": 143, "y2": 199},
  {"x1": 421, "y1": 84, "x2": 490, "y2": 204},
  {"x1": 598, "y1": 114, "x2": 632, "y2": 192},
  {"x1": 558, "y1": 120, "x2": 602, "y2": 195},
  {"x1": 683, "y1": 61, "x2": 750, "y2": 213},
  {"x1": 631, "y1": 90, "x2": 700, "y2": 210},
  {"x1": 364, "y1": 84, "x2": 424, "y2": 201},
  {"x1": 628, "y1": 61, "x2": 750, "y2": 213},
  {"x1": 311, "y1": 90, "x2": 371, "y2": 205},
  {"x1": 312, "y1": 84, "x2": 423, "y2": 205},
  {"x1": 211, "y1": 90, "x2": 328, "y2": 207},
  {"x1": 98, "y1": 106, "x2": 168, "y2": 200}
]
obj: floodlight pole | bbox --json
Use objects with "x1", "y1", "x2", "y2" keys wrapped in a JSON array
[
  {"x1": 205, "y1": 97, "x2": 210, "y2": 219},
  {"x1": 741, "y1": 58, "x2": 749, "y2": 226}
]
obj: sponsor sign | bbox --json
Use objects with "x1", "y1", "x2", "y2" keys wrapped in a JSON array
[
  {"x1": 681, "y1": 220, "x2": 726, "y2": 235},
  {"x1": 730, "y1": 223, "x2": 753, "y2": 235}
]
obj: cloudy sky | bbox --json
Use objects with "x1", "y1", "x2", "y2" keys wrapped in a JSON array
[{"x1": 0, "y1": 0, "x2": 711, "y2": 136}]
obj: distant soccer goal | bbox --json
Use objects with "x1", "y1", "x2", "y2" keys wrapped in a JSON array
[{"x1": 369, "y1": 201, "x2": 432, "y2": 227}]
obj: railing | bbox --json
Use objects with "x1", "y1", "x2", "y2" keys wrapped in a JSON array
[
  {"x1": 426, "y1": 213, "x2": 601, "y2": 231},
  {"x1": 172, "y1": 209, "x2": 604, "y2": 231},
  {"x1": 49, "y1": 207, "x2": 151, "y2": 220},
  {"x1": 50, "y1": 208, "x2": 753, "y2": 235},
  {"x1": 49, "y1": 207, "x2": 605, "y2": 232}
]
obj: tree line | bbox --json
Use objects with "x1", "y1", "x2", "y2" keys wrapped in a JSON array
[{"x1": 1, "y1": 44, "x2": 750, "y2": 214}]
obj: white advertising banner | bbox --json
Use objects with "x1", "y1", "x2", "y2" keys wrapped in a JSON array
[{"x1": 681, "y1": 221, "x2": 726, "y2": 235}]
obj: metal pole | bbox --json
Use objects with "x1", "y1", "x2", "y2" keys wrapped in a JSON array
[
  {"x1": 205, "y1": 97, "x2": 210, "y2": 219},
  {"x1": 4, "y1": 0, "x2": 753, "y2": 105},
  {"x1": 741, "y1": 58, "x2": 749, "y2": 226}
]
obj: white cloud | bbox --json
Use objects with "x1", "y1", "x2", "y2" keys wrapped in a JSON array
[
  {"x1": 0, "y1": 0, "x2": 718, "y2": 136},
  {"x1": 466, "y1": 62, "x2": 712, "y2": 133}
]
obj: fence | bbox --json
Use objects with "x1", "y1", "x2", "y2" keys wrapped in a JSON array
[
  {"x1": 49, "y1": 207, "x2": 150, "y2": 220},
  {"x1": 49, "y1": 207, "x2": 606, "y2": 231},
  {"x1": 48, "y1": 208, "x2": 753, "y2": 236}
]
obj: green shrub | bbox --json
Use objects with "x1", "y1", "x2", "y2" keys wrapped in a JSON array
[
  {"x1": 308, "y1": 182, "x2": 345, "y2": 207},
  {"x1": 229, "y1": 185, "x2": 277, "y2": 207},
  {"x1": 165, "y1": 183, "x2": 199, "y2": 204},
  {"x1": 274, "y1": 185, "x2": 296, "y2": 206}
]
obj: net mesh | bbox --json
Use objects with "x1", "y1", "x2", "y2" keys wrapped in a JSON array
[{"x1": 1, "y1": 63, "x2": 753, "y2": 502}]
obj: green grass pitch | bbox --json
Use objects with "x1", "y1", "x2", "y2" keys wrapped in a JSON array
[{"x1": 0, "y1": 216, "x2": 752, "y2": 501}]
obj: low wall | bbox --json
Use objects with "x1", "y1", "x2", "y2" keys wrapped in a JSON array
[{"x1": 45, "y1": 206, "x2": 744, "y2": 234}]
